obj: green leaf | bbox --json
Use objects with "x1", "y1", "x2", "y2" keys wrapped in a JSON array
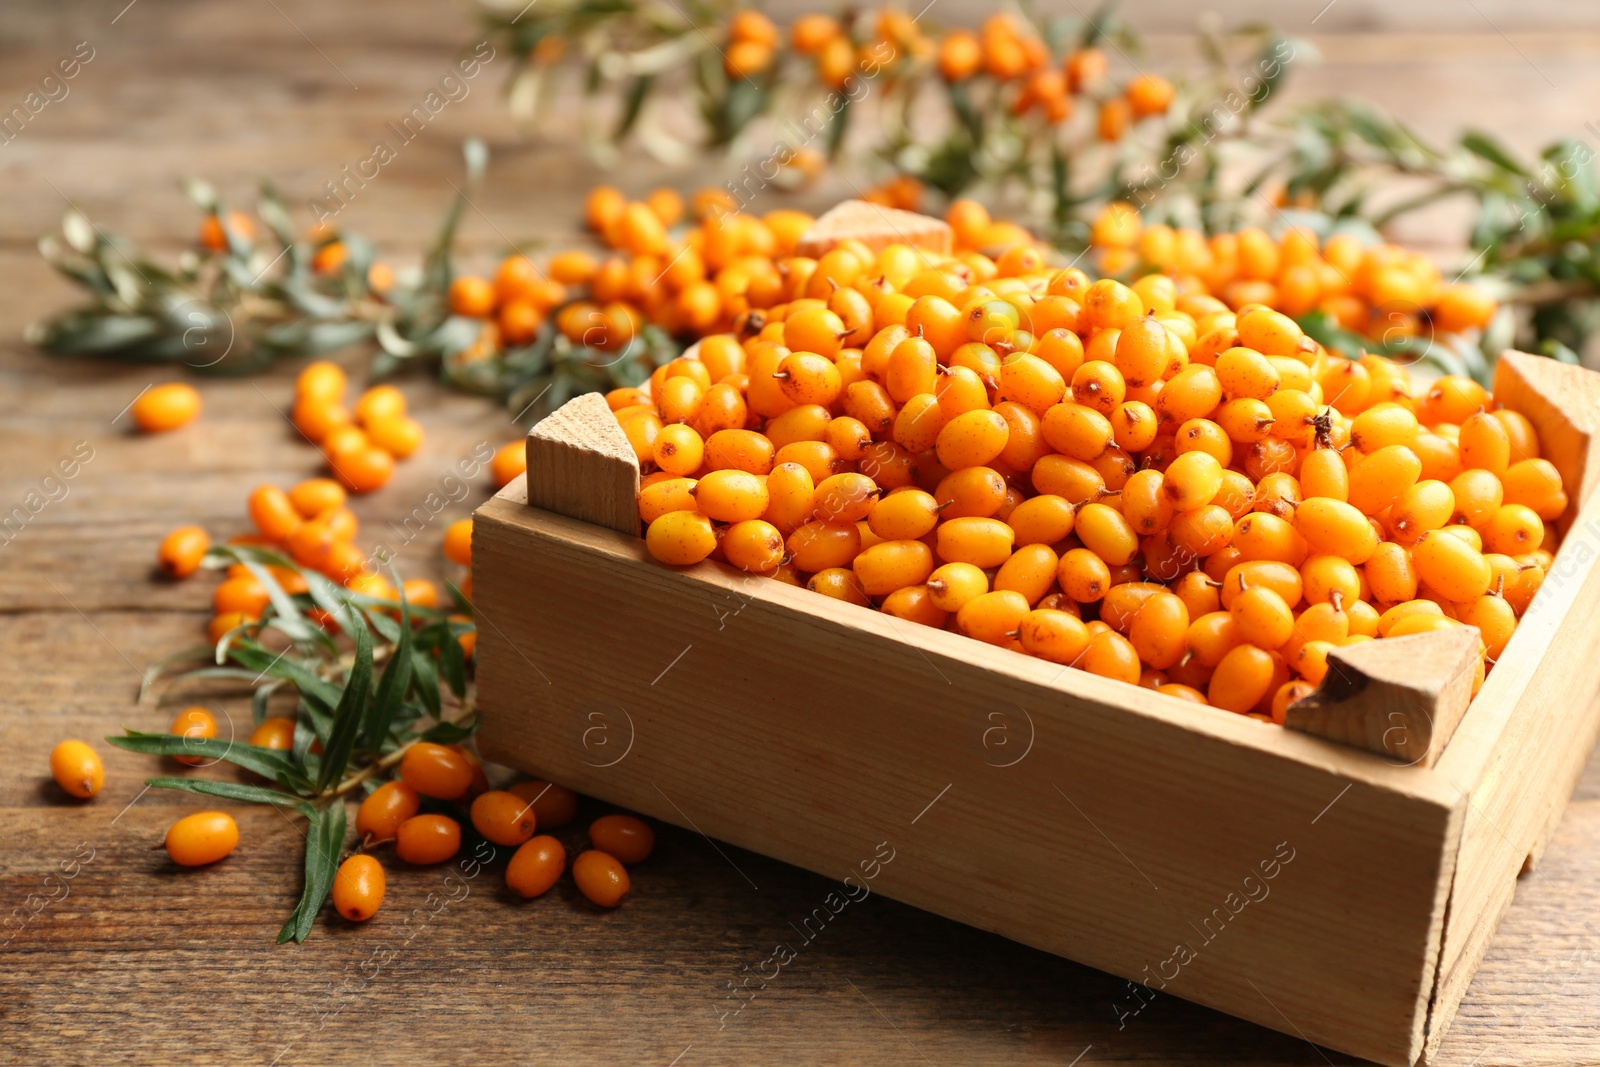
[
  {"x1": 277, "y1": 801, "x2": 346, "y2": 944},
  {"x1": 364, "y1": 581, "x2": 414, "y2": 748},
  {"x1": 224, "y1": 643, "x2": 342, "y2": 715},
  {"x1": 315, "y1": 621, "x2": 373, "y2": 794},
  {"x1": 145, "y1": 776, "x2": 313, "y2": 815},
  {"x1": 1461, "y1": 130, "x2": 1531, "y2": 178},
  {"x1": 108, "y1": 731, "x2": 311, "y2": 791},
  {"x1": 139, "y1": 644, "x2": 215, "y2": 703}
]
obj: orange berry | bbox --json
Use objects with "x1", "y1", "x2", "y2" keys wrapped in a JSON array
[
  {"x1": 157, "y1": 525, "x2": 211, "y2": 579},
  {"x1": 448, "y1": 275, "x2": 496, "y2": 317},
  {"x1": 131, "y1": 383, "x2": 201, "y2": 433},
  {"x1": 490, "y1": 442, "x2": 526, "y2": 489},
  {"x1": 334, "y1": 446, "x2": 395, "y2": 494},
  {"x1": 50, "y1": 739, "x2": 103, "y2": 799},
  {"x1": 589, "y1": 814, "x2": 655, "y2": 864},
  {"x1": 399, "y1": 742, "x2": 474, "y2": 800},
  {"x1": 248, "y1": 717, "x2": 297, "y2": 752},
  {"x1": 332, "y1": 854, "x2": 386, "y2": 922},
  {"x1": 507, "y1": 835, "x2": 567, "y2": 898},
  {"x1": 573, "y1": 849, "x2": 631, "y2": 908},
  {"x1": 165, "y1": 811, "x2": 239, "y2": 866},
  {"x1": 395, "y1": 814, "x2": 462, "y2": 865},
  {"x1": 508, "y1": 780, "x2": 580, "y2": 830}
]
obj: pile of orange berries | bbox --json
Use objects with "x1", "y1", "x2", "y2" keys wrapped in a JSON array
[
  {"x1": 337, "y1": 744, "x2": 655, "y2": 915},
  {"x1": 154, "y1": 462, "x2": 468, "y2": 647},
  {"x1": 1082, "y1": 201, "x2": 1501, "y2": 333},
  {"x1": 288, "y1": 360, "x2": 425, "y2": 495},
  {"x1": 607, "y1": 205, "x2": 1555, "y2": 721}
]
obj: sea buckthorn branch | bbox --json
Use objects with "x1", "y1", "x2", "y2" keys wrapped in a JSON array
[{"x1": 110, "y1": 545, "x2": 478, "y2": 942}]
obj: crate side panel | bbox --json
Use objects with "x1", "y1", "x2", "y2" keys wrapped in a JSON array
[
  {"x1": 1426, "y1": 498, "x2": 1600, "y2": 1058},
  {"x1": 475, "y1": 498, "x2": 1460, "y2": 1066}
]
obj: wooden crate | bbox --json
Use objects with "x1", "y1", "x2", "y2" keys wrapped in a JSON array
[{"x1": 472, "y1": 352, "x2": 1600, "y2": 1066}]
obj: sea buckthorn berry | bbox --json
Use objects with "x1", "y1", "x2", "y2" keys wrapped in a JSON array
[
  {"x1": 1220, "y1": 561, "x2": 1304, "y2": 610},
  {"x1": 336, "y1": 446, "x2": 396, "y2": 494},
  {"x1": 652, "y1": 424, "x2": 706, "y2": 477},
  {"x1": 1301, "y1": 554, "x2": 1361, "y2": 607},
  {"x1": 471, "y1": 790, "x2": 539, "y2": 848},
  {"x1": 287, "y1": 477, "x2": 346, "y2": 519},
  {"x1": 1008, "y1": 494, "x2": 1077, "y2": 546},
  {"x1": 509, "y1": 780, "x2": 580, "y2": 830},
  {"x1": 935, "y1": 466, "x2": 1008, "y2": 519},
  {"x1": 296, "y1": 360, "x2": 346, "y2": 404},
  {"x1": 1300, "y1": 446, "x2": 1349, "y2": 502},
  {"x1": 353, "y1": 384, "x2": 406, "y2": 428},
  {"x1": 1390, "y1": 481, "x2": 1454, "y2": 544},
  {"x1": 1349, "y1": 445, "x2": 1422, "y2": 516},
  {"x1": 1082, "y1": 630, "x2": 1141, "y2": 684},
  {"x1": 813, "y1": 472, "x2": 880, "y2": 524},
  {"x1": 1412, "y1": 530, "x2": 1492, "y2": 602},
  {"x1": 1294, "y1": 498, "x2": 1378, "y2": 563},
  {"x1": 331, "y1": 854, "x2": 386, "y2": 922},
  {"x1": 1157, "y1": 365, "x2": 1222, "y2": 424},
  {"x1": 1031, "y1": 455, "x2": 1104, "y2": 503},
  {"x1": 169, "y1": 706, "x2": 218, "y2": 767},
  {"x1": 1501, "y1": 458, "x2": 1566, "y2": 517},
  {"x1": 645, "y1": 511, "x2": 718, "y2": 566},
  {"x1": 131, "y1": 382, "x2": 202, "y2": 433},
  {"x1": 723, "y1": 519, "x2": 787, "y2": 573},
  {"x1": 506, "y1": 836, "x2": 567, "y2": 899},
  {"x1": 442, "y1": 518, "x2": 474, "y2": 567},
  {"x1": 1208, "y1": 644, "x2": 1277, "y2": 713},
  {"x1": 1482, "y1": 504, "x2": 1544, "y2": 556},
  {"x1": 1129, "y1": 591, "x2": 1190, "y2": 669},
  {"x1": 1071, "y1": 360, "x2": 1127, "y2": 415},
  {"x1": 1170, "y1": 505, "x2": 1234, "y2": 557},
  {"x1": 356, "y1": 780, "x2": 421, "y2": 841},
  {"x1": 247, "y1": 484, "x2": 301, "y2": 542},
  {"x1": 705, "y1": 429, "x2": 777, "y2": 474},
  {"x1": 927, "y1": 562, "x2": 989, "y2": 613},
  {"x1": 1162, "y1": 451, "x2": 1223, "y2": 512},
  {"x1": 1017, "y1": 609, "x2": 1090, "y2": 664},
  {"x1": 1230, "y1": 585, "x2": 1295, "y2": 649},
  {"x1": 395, "y1": 814, "x2": 462, "y2": 865},
  {"x1": 165, "y1": 811, "x2": 239, "y2": 867},
  {"x1": 367, "y1": 414, "x2": 425, "y2": 459},
  {"x1": 957, "y1": 589, "x2": 1030, "y2": 647},
  {"x1": 50, "y1": 739, "x2": 103, "y2": 799},
  {"x1": 809, "y1": 566, "x2": 872, "y2": 606},
  {"x1": 589, "y1": 814, "x2": 655, "y2": 865},
  {"x1": 1350, "y1": 404, "x2": 1419, "y2": 452},
  {"x1": 936, "y1": 409, "x2": 1010, "y2": 470},
  {"x1": 868, "y1": 489, "x2": 941, "y2": 540},
  {"x1": 693, "y1": 469, "x2": 770, "y2": 523},
  {"x1": 399, "y1": 742, "x2": 474, "y2": 801},
  {"x1": 573, "y1": 849, "x2": 631, "y2": 908},
  {"x1": 1459, "y1": 412, "x2": 1512, "y2": 474},
  {"x1": 1042, "y1": 403, "x2": 1113, "y2": 461},
  {"x1": 789, "y1": 521, "x2": 862, "y2": 571},
  {"x1": 1450, "y1": 468, "x2": 1505, "y2": 527},
  {"x1": 994, "y1": 543, "x2": 1060, "y2": 605},
  {"x1": 1215, "y1": 347, "x2": 1280, "y2": 400},
  {"x1": 249, "y1": 717, "x2": 296, "y2": 752},
  {"x1": 157, "y1": 525, "x2": 210, "y2": 579},
  {"x1": 761, "y1": 463, "x2": 816, "y2": 534},
  {"x1": 938, "y1": 517, "x2": 1015, "y2": 568},
  {"x1": 1075, "y1": 503, "x2": 1139, "y2": 566}
]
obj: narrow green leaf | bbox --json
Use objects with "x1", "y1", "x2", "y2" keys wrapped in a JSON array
[
  {"x1": 108, "y1": 731, "x2": 311, "y2": 790},
  {"x1": 315, "y1": 622, "x2": 373, "y2": 794},
  {"x1": 139, "y1": 644, "x2": 226, "y2": 703},
  {"x1": 224, "y1": 644, "x2": 341, "y2": 714},
  {"x1": 365, "y1": 580, "x2": 414, "y2": 748},
  {"x1": 145, "y1": 776, "x2": 313, "y2": 815},
  {"x1": 1461, "y1": 130, "x2": 1531, "y2": 178},
  {"x1": 277, "y1": 801, "x2": 346, "y2": 944}
]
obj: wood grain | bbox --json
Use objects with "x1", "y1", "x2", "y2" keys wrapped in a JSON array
[
  {"x1": 3, "y1": 2, "x2": 1600, "y2": 1064},
  {"x1": 523, "y1": 391, "x2": 641, "y2": 536}
]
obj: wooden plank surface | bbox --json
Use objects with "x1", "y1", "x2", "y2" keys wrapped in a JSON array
[{"x1": 3, "y1": 2, "x2": 1600, "y2": 1064}]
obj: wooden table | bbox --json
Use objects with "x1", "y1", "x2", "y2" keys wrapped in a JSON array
[{"x1": 3, "y1": 3, "x2": 1598, "y2": 1063}]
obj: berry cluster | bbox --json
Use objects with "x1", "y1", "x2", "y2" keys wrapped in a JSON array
[{"x1": 607, "y1": 209, "x2": 1550, "y2": 720}]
